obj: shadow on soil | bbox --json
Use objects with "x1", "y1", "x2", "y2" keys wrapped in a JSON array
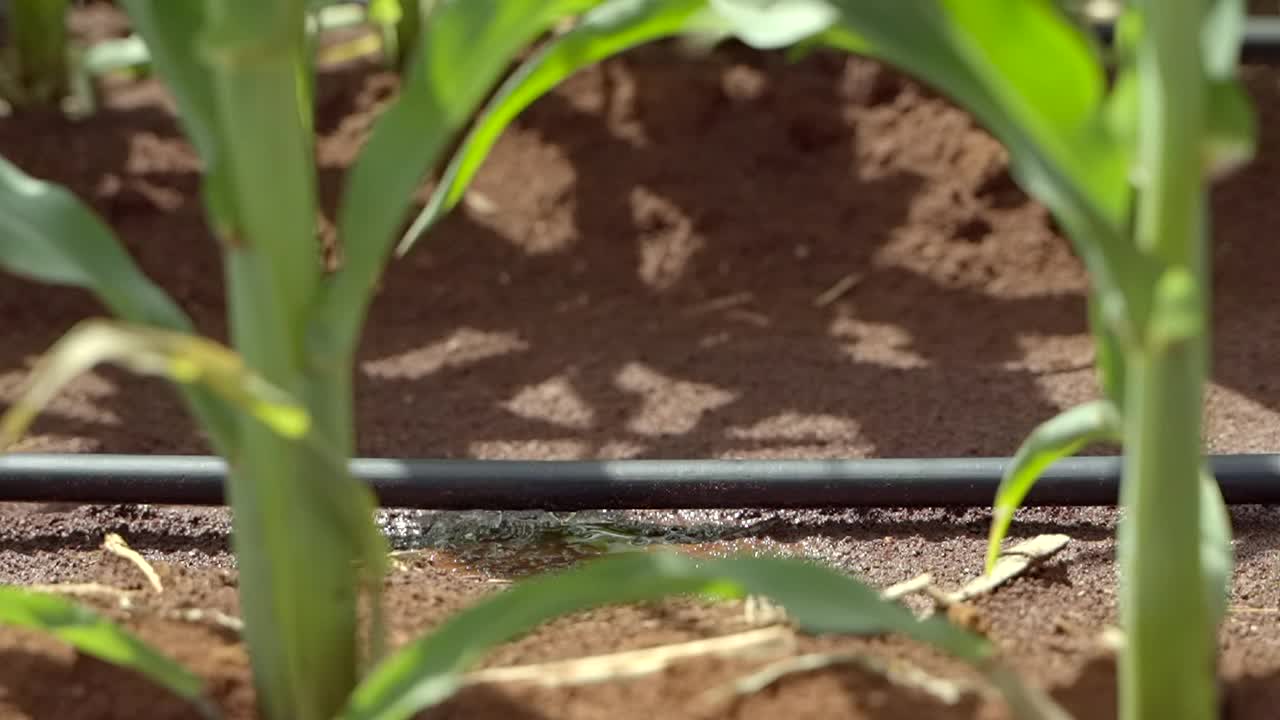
[
  {"x1": 1045, "y1": 643, "x2": 1280, "y2": 720},
  {"x1": 0, "y1": 45, "x2": 1276, "y2": 465},
  {"x1": 348, "y1": 46, "x2": 1089, "y2": 462},
  {"x1": 0, "y1": 93, "x2": 226, "y2": 454},
  {"x1": 1226, "y1": 667, "x2": 1280, "y2": 719},
  {"x1": 1049, "y1": 655, "x2": 1119, "y2": 720},
  {"x1": 0, "y1": 647, "x2": 206, "y2": 720},
  {"x1": 433, "y1": 686, "x2": 555, "y2": 720}
]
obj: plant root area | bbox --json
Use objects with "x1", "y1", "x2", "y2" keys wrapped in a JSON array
[{"x1": 5, "y1": 7, "x2": 1280, "y2": 720}]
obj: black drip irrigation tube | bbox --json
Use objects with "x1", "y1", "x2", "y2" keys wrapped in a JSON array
[{"x1": 2, "y1": 453, "x2": 1280, "y2": 510}]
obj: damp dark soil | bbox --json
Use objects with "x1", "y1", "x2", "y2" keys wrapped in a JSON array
[{"x1": 4, "y1": 6, "x2": 1280, "y2": 720}]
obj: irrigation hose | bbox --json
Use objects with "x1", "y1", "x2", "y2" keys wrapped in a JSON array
[{"x1": 1, "y1": 453, "x2": 1278, "y2": 509}]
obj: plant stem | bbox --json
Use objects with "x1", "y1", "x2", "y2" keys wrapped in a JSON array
[
  {"x1": 9, "y1": 0, "x2": 69, "y2": 105},
  {"x1": 392, "y1": 0, "x2": 422, "y2": 71},
  {"x1": 1120, "y1": 345, "x2": 1212, "y2": 720},
  {"x1": 204, "y1": 2, "x2": 367, "y2": 717},
  {"x1": 1120, "y1": 1, "x2": 1214, "y2": 719}
]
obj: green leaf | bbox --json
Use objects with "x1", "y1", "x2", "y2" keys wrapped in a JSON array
[
  {"x1": 1087, "y1": 289, "x2": 1127, "y2": 410},
  {"x1": 342, "y1": 552, "x2": 991, "y2": 720},
  {"x1": 0, "y1": 587, "x2": 218, "y2": 719},
  {"x1": 367, "y1": 0, "x2": 405, "y2": 25},
  {"x1": 986, "y1": 401, "x2": 1121, "y2": 572},
  {"x1": 941, "y1": 0, "x2": 1104, "y2": 138},
  {"x1": 818, "y1": 0, "x2": 1146, "y2": 334},
  {"x1": 1148, "y1": 267, "x2": 1203, "y2": 350},
  {"x1": 1199, "y1": 468, "x2": 1233, "y2": 633},
  {"x1": 3, "y1": 0, "x2": 71, "y2": 106},
  {"x1": 115, "y1": 1, "x2": 219, "y2": 166},
  {"x1": 82, "y1": 35, "x2": 152, "y2": 77},
  {"x1": 194, "y1": 5, "x2": 381, "y2": 717},
  {"x1": 1104, "y1": 5, "x2": 1255, "y2": 183},
  {"x1": 1, "y1": 3, "x2": 252, "y2": 461},
  {"x1": 0, "y1": 316, "x2": 379, "y2": 720},
  {"x1": 115, "y1": 0, "x2": 240, "y2": 238},
  {"x1": 0, "y1": 319, "x2": 310, "y2": 450},
  {"x1": 1099, "y1": 7, "x2": 1140, "y2": 151},
  {"x1": 369, "y1": 0, "x2": 410, "y2": 68},
  {"x1": 317, "y1": 0, "x2": 602, "y2": 356},
  {"x1": 1204, "y1": 78, "x2": 1255, "y2": 180},
  {"x1": 398, "y1": 0, "x2": 720, "y2": 253},
  {"x1": 0, "y1": 152, "x2": 240, "y2": 453},
  {"x1": 0, "y1": 155, "x2": 190, "y2": 330},
  {"x1": 708, "y1": 0, "x2": 837, "y2": 49},
  {"x1": 1202, "y1": 0, "x2": 1244, "y2": 80}
]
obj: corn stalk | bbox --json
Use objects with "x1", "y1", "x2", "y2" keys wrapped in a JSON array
[
  {"x1": 1116, "y1": 0, "x2": 1216, "y2": 716},
  {"x1": 1, "y1": 0, "x2": 70, "y2": 106}
]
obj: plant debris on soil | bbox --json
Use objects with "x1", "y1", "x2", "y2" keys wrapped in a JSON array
[{"x1": 4, "y1": 6, "x2": 1280, "y2": 719}]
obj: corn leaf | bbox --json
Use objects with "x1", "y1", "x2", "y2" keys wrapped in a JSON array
[
  {"x1": 1087, "y1": 290, "x2": 1127, "y2": 412},
  {"x1": 1095, "y1": 91, "x2": 1247, "y2": 696},
  {"x1": 318, "y1": 0, "x2": 602, "y2": 354},
  {"x1": 115, "y1": 1, "x2": 219, "y2": 169},
  {"x1": 1203, "y1": 0, "x2": 1244, "y2": 79},
  {"x1": 1204, "y1": 77, "x2": 1255, "y2": 180},
  {"x1": 1201, "y1": 0, "x2": 1253, "y2": 178},
  {"x1": 2, "y1": 0, "x2": 71, "y2": 106},
  {"x1": 1100, "y1": 5, "x2": 1254, "y2": 182},
  {"x1": 0, "y1": 156, "x2": 190, "y2": 330},
  {"x1": 0, "y1": 587, "x2": 219, "y2": 719},
  {"x1": 366, "y1": 0, "x2": 405, "y2": 25},
  {"x1": 1199, "y1": 468, "x2": 1233, "y2": 632},
  {"x1": 341, "y1": 552, "x2": 992, "y2": 720},
  {"x1": 398, "y1": 0, "x2": 724, "y2": 253},
  {"x1": 366, "y1": 0, "x2": 409, "y2": 69},
  {"x1": 0, "y1": 319, "x2": 309, "y2": 451},
  {"x1": 114, "y1": 0, "x2": 241, "y2": 237},
  {"x1": 0, "y1": 154, "x2": 239, "y2": 452},
  {"x1": 190, "y1": 3, "x2": 390, "y2": 716},
  {"x1": 198, "y1": 4, "x2": 372, "y2": 715},
  {"x1": 707, "y1": 0, "x2": 837, "y2": 49},
  {"x1": 986, "y1": 400, "x2": 1120, "y2": 572},
  {"x1": 818, "y1": 0, "x2": 1146, "y2": 335},
  {"x1": 81, "y1": 35, "x2": 152, "y2": 76}
]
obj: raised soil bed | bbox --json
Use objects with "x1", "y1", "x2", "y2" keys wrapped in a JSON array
[{"x1": 3, "y1": 5, "x2": 1280, "y2": 719}]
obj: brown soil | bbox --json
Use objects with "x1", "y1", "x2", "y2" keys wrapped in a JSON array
[{"x1": 3, "y1": 6, "x2": 1280, "y2": 719}]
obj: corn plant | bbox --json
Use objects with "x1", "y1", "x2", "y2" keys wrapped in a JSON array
[
  {"x1": 975, "y1": 3, "x2": 1251, "y2": 719},
  {"x1": 0, "y1": 0, "x2": 71, "y2": 107},
  {"x1": 0, "y1": 2, "x2": 1055, "y2": 719},
  {"x1": 393, "y1": 1, "x2": 1255, "y2": 719}
]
